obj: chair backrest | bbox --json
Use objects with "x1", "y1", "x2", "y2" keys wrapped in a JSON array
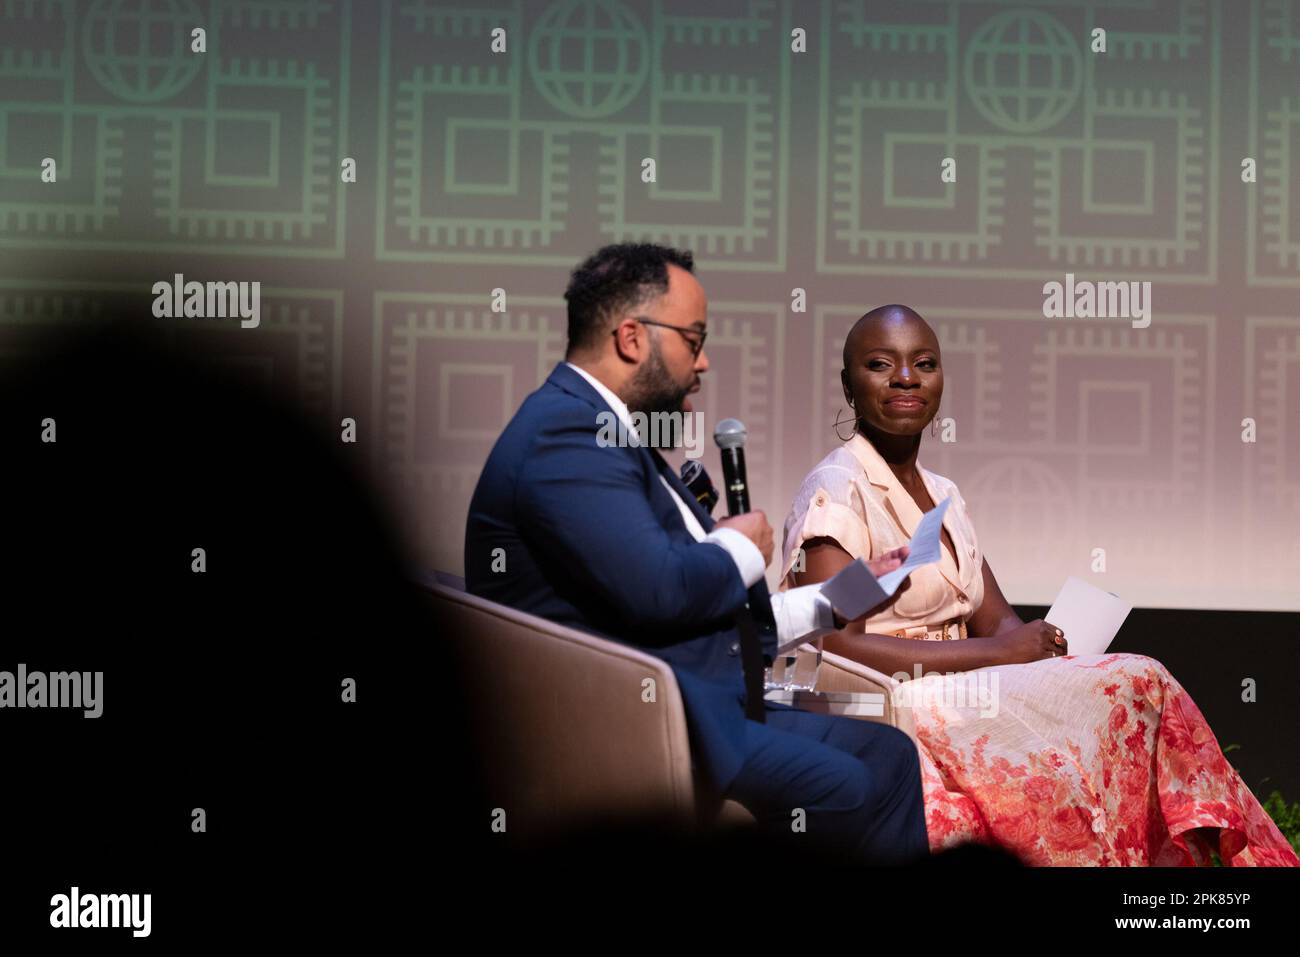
[{"x1": 423, "y1": 577, "x2": 700, "y2": 832}]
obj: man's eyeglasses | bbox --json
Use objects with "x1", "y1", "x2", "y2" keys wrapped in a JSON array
[{"x1": 614, "y1": 317, "x2": 707, "y2": 358}]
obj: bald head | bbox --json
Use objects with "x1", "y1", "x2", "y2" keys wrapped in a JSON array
[
  {"x1": 839, "y1": 303, "x2": 944, "y2": 440},
  {"x1": 843, "y1": 304, "x2": 936, "y2": 370}
]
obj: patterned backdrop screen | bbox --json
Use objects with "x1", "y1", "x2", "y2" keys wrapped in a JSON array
[{"x1": 2, "y1": 0, "x2": 1297, "y2": 611}]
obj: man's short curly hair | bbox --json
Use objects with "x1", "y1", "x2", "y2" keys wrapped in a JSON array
[{"x1": 563, "y1": 242, "x2": 695, "y2": 356}]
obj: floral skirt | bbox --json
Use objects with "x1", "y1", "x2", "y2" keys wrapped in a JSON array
[{"x1": 899, "y1": 653, "x2": 1299, "y2": 866}]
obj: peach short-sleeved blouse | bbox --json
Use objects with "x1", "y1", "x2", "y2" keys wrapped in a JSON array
[{"x1": 778, "y1": 432, "x2": 985, "y2": 641}]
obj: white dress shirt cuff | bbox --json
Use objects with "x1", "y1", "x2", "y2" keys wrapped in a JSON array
[
  {"x1": 703, "y1": 526, "x2": 766, "y2": 588},
  {"x1": 770, "y1": 584, "x2": 839, "y2": 653}
]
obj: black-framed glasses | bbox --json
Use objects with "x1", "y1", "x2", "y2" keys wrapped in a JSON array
[{"x1": 614, "y1": 317, "x2": 707, "y2": 357}]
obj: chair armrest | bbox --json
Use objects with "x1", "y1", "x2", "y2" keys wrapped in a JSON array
[{"x1": 815, "y1": 651, "x2": 916, "y2": 742}]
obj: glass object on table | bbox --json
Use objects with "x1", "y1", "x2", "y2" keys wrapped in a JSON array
[{"x1": 764, "y1": 639, "x2": 822, "y2": 692}]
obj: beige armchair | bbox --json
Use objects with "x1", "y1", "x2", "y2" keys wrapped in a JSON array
[
  {"x1": 426, "y1": 572, "x2": 913, "y2": 836},
  {"x1": 809, "y1": 649, "x2": 917, "y2": 742}
]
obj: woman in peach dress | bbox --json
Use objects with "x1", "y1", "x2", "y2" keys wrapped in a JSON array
[{"x1": 780, "y1": 304, "x2": 1298, "y2": 866}]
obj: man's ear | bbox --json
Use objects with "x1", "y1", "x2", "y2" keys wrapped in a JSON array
[{"x1": 611, "y1": 317, "x2": 643, "y2": 361}]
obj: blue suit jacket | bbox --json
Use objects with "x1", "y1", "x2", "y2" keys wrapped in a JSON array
[{"x1": 465, "y1": 361, "x2": 778, "y2": 793}]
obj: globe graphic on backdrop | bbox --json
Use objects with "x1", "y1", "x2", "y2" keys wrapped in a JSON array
[
  {"x1": 82, "y1": 0, "x2": 203, "y2": 103},
  {"x1": 964, "y1": 9, "x2": 1081, "y2": 134},
  {"x1": 529, "y1": 0, "x2": 649, "y2": 118},
  {"x1": 964, "y1": 458, "x2": 1075, "y2": 566}
]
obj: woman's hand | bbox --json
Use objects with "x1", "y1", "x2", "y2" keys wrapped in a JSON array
[
  {"x1": 828, "y1": 547, "x2": 909, "y2": 628},
  {"x1": 867, "y1": 545, "x2": 909, "y2": 578},
  {"x1": 991, "y1": 619, "x2": 1067, "y2": 664}
]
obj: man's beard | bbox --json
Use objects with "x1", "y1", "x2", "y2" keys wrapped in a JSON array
[{"x1": 624, "y1": 338, "x2": 692, "y2": 444}]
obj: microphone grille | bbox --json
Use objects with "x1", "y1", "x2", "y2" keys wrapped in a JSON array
[{"x1": 713, "y1": 418, "x2": 747, "y2": 449}]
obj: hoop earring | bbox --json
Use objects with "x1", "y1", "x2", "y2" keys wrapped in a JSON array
[{"x1": 833, "y1": 405, "x2": 857, "y2": 442}]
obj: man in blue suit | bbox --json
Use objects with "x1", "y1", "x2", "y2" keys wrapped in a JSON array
[{"x1": 465, "y1": 243, "x2": 928, "y2": 864}]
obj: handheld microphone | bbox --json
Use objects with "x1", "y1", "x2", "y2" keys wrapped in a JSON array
[
  {"x1": 713, "y1": 418, "x2": 749, "y2": 516},
  {"x1": 679, "y1": 459, "x2": 719, "y2": 516},
  {"x1": 712, "y1": 417, "x2": 766, "y2": 722}
]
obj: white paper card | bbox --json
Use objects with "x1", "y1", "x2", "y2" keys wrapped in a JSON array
[
  {"x1": 876, "y1": 496, "x2": 951, "y2": 595},
  {"x1": 1045, "y1": 576, "x2": 1132, "y2": 657},
  {"x1": 783, "y1": 497, "x2": 954, "y2": 657}
]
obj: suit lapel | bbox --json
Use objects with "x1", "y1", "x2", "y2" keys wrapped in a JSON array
[
  {"x1": 549, "y1": 362, "x2": 717, "y2": 532},
  {"x1": 647, "y1": 447, "x2": 716, "y2": 533},
  {"x1": 666, "y1": 455, "x2": 717, "y2": 532}
]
